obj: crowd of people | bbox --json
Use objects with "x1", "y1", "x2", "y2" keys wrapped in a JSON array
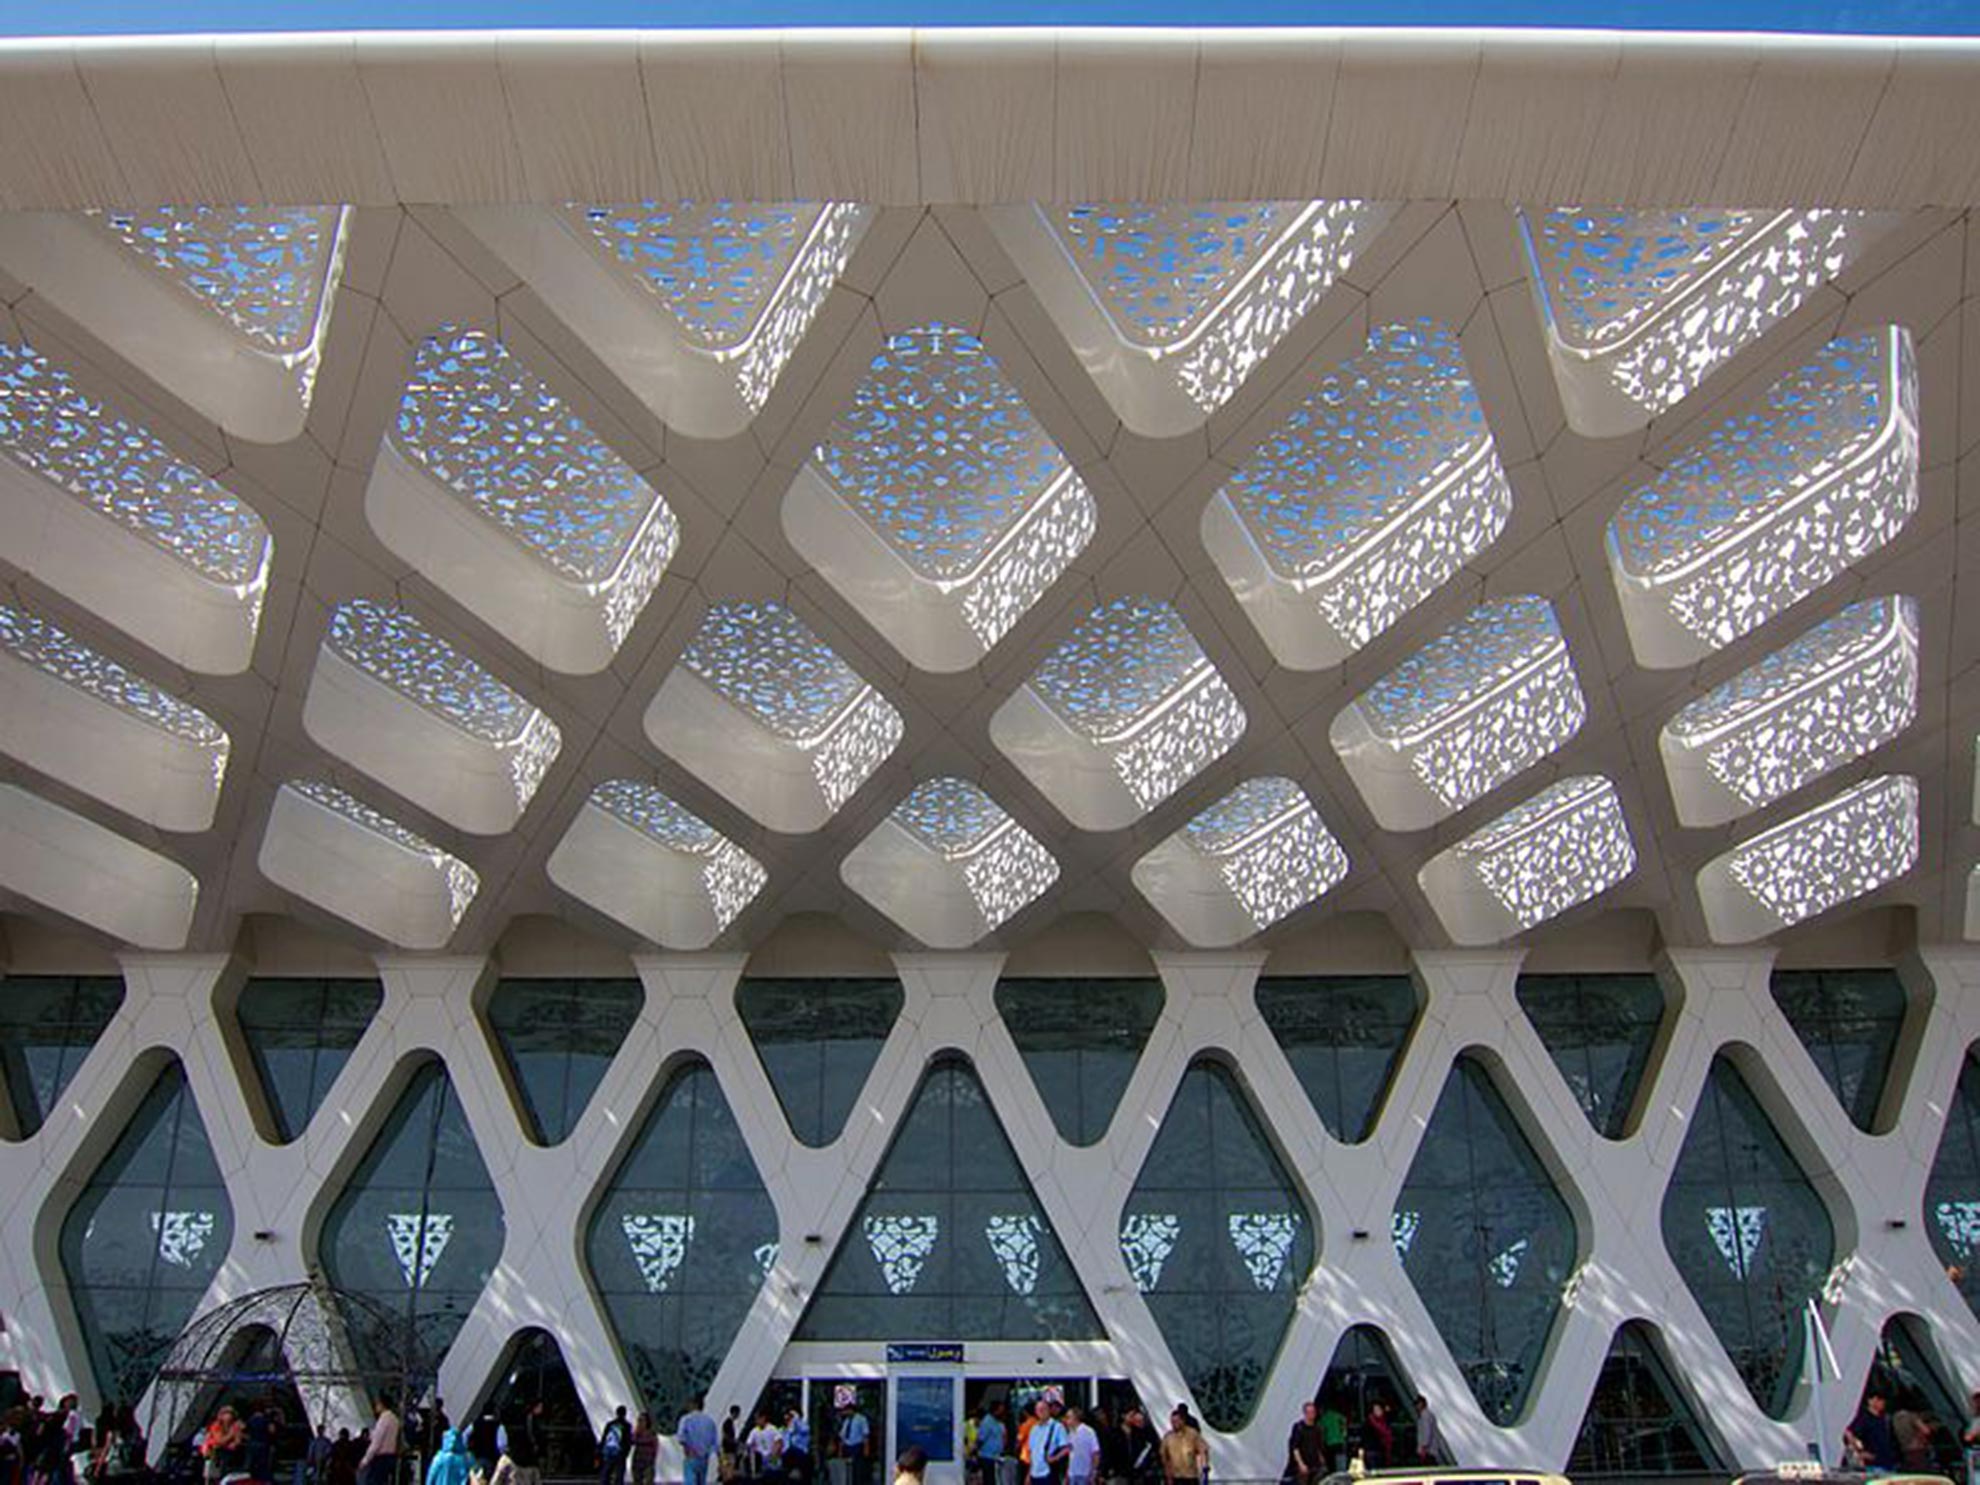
[
  {"x1": 0, "y1": 1395, "x2": 146, "y2": 1485},
  {"x1": 1843, "y1": 1390, "x2": 1980, "y2": 1475}
]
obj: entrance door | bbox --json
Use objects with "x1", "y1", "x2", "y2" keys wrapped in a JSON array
[
  {"x1": 810, "y1": 1377, "x2": 887, "y2": 1485},
  {"x1": 889, "y1": 1371, "x2": 961, "y2": 1485}
]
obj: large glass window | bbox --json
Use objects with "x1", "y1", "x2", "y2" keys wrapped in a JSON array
[
  {"x1": 479, "y1": 1328, "x2": 597, "y2": 1474},
  {"x1": 1516, "y1": 974, "x2": 1664, "y2": 1139},
  {"x1": 1315, "y1": 1326, "x2": 1416, "y2": 1468},
  {"x1": 1660, "y1": 1056, "x2": 1834, "y2": 1418},
  {"x1": 1860, "y1": 1317, "x2": 1965, "y2": 1471},
  {"x1": 1123, "y1": 1058, "x2": 1311, "y2": 1432},
  {"x1": 588, "y1": 1060, "x2": 777, "y2": 1426},
  {"x1": 797, "y1": 1055, "x2": 1101, "y2": 1343},
  {"x1": 736, "y1": 978, "x2": 903, "y2": 1146},
  {"x1": 320, "y1": 1061, "x2": 505, "y2": 1370},
  {"x1": 1568, "y1": 1323, "x2": 1721, "y2": 1477},
  {"x1": 1771, "y1": 968, "x2": 1909, "y2": 1132},
  {"x1": 1394, "y1": 1056, "x2": 1576, "y2": 1425},
  {"x1": 0, "y1": 975, "x2": 123, "y2": 1139},
  {"x1": 1253, "y1": 976, "x2": 1415, "y2": 1143},
  {"x1": 1924, "y1": 1048, "x2": 1980, "y2": 1321},
  {"x1": 59, "y1": 1060, "x2": 234, "y2": 1403},
  {"x1": 236, "y1": 977, "x2": 382, "y2": 1142},
  {"x1": 485, "y1": 979, "x2": 644, "y2": 1146},
  {"x1": 994, "y1": 978, "x2": 1164, "y2": 1145}
]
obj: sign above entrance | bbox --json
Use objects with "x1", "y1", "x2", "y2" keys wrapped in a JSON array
[{"x1": 886, "y1": 1342, "x2": 965, "y2": 1364}]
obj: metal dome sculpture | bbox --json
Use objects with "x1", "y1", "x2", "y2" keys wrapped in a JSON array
[{"x1": 147, "y1": 1280, "x2": 438, "y2": 1448}]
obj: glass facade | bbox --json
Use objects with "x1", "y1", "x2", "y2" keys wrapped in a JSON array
[
  {"x1": 736, "y1": 979, "x2": 904, "y2": 1146},
  {"x1": 1923, "y1": 1048, "x2": 1980, "y2": 1322},
  {"x1": 995, "y1": 978, "x2": 1164, "y2": 1145},
  {"x1": 1394, "y1": 1056, "x2": 1576, "y2": 1425},
  {"x1": 1861, "y1": 1316, "x2": 1965, "y2": 1471},
  {"x1": 1123, "y1": 1059, "x2": 1310, "y2": 1432},
  {"x1": 797, "y1": 1055, "x2": 1101, "y2": 1342},
  {"x1": 480, "y1": 1327, "x2": 597, "y2": 1474},
  {"x1": 588, "y1": 1060, "x2": 777, "y2": 1426},
  {"x1": 1661, "y1": 1056, "x2": 1834, "y2": 1418},
  {"x1": 485, "y1": 978, "x2": 644, "y2": 1145},
  {"x1": 1567, "y1": 1323, "x2": 1720, "y2": 1477},
  {"x1": 0, "y1": 975, "x2": 123, "y2": 1139},
  {"x1": 1516, "y1": 974, "x2": 1664, "y2": 1138},
  {"x1": 1771, "y1": 968, "x2": 1909, "y2": 1132},
  {"x1": 320, "y1": 1060, "x2": 505, "y2": 1370},
  {"x1": 1253, "y1": 976, "x2": 1415, "y2": 1143},
  {"x1": 235, "y1": 977, "x2": 382, "y2": 1142},
  {"x1": 1315, "y1": 1326, "x2": 1416, "y2": 1468},
  {"x1": 59, "y1": 1060, "x2": 233, "y2": 1404}
]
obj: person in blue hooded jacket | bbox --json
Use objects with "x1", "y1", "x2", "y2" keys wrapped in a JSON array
[{"x1": 427, "y1": 1429, "x2": 473, "y2": 1485}]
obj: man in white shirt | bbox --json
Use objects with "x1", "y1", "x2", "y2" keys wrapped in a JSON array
[
  {"x1": 1064, "y1": 1410, "x2": 1100, "y2": 1485},
  {"x1": 358, "y1": 1394, "x2": 402, "y2": 1485},
  {"x1": 745, "y1": 1414, "x2": 783, "y2": 1481}
]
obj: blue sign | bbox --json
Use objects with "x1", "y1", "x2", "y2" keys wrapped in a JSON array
[
  {"x1": 893, "y1": 1375, "x2": 956, "y2": 1462},
  {"x1": 886, "y1": 1342, "x2": 964, "y2": 1364}
]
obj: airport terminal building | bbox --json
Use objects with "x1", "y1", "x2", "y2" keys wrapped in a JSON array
[{"x1": 0, "y1": 26, "x2": 1978, "y2": 1480}]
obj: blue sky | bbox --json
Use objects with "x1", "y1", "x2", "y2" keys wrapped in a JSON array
[{"x1": 0, "y1": 0, "x2": 1972, "y2": 34}]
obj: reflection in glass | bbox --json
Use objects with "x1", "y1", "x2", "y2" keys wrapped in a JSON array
[
  {"x1": 797, "y1": 1057, "x2": 1101, "y2": 1342},
  {"x1": 1661, "y1": 1057, "x2": 1833, "y2": 1417},
  {"x1": 735, "y1": 979, "x2": 904, "y2": 1147},
  {"x1": 1125, "y1": 1060, "x2": 1312, "y2": 1431},
  {"x1": 1923, "y1": 1049, "x2": 1980, "y2": 1323},
  {"x1": 1568, "y1": 1323, "x2": 1721, "y2": 1477},
  {"x1": 995, "y1": 979, "x2": 1164, "y2": 1146},
  {"x1": 236, "y1": 978, "x2": 382, "y2": 1143},
  {"x1": 1254, "y1": 977, "x2": 1415, "y2": 1144},
  {"x1": 1516, "y1": 975, "x2": 1664, "y2": 1139},
  {"x1": 60, "y1": 1061, "x2": 234, "y2": 1402},
  {"x1": 588, "y1": 1061, "x2": 776, "y2": 1425},
  {"x1": 1771, "y1": 969, "x2": 1908, "y2": 1132},
  {"x1": 485, "y1": 979, "x2": 643, "y2": 1146},
  {"x1": 0, "y1": 975, "x2": 123, "y2": 1139},
  {"x1": 321, "y1": 1061, "x2": 504, "y2": 1371},
  {"x1": 1395, "y1": 1057, "x2": 1576, "y2": 1425}
]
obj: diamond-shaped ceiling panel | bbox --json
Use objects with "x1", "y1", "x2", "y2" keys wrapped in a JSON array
[
  {"x1": 785, "y1": 324, "x2": 1096, "y2": 671},
  {"x1": 369, "y1": 327, "x2": 680, "y2": 674},
  {"x1": 1203, "y1": 320, "x2": 1511, "y2": 670},
  {"x1": 992, "y1": 596, "x2": 1246, "y2": 830}
]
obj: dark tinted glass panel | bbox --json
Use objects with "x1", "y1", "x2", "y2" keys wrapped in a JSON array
[
  {"x1": 1660, "y1": 1057, "x2": 1833, "y2": 1418},
  {"x1": 478, "y1": 1328, "x2": 596, "y2": 1474},
  {"x1": 486, "y1": 979, "x2": 643, "y2": 1145},
  {"x1": 1568, "y1": 1323, "x2": 1721, "y2": 1476},
  {"x1": 798, "y1": 1056, "x2": 1102, "y2": 1344},
  {"x1": 588, "y1": 1061, "x2": 776, "y2": 1426},
  {"x1": 994, "y1": 979, "x2": 1164, "y2": 1146},
  {"x1": 321, "y1": 1061, "x2": 504, "y2": 1371},
  {"x1": 1124, "y1": 1059, "x2": 1311, "y2": 1432},
  {"x1": 1254, "y1": 977, "x2": 1414, "y2": 1143},
  {"x1": 1771, "y1": 969, "x2": 1908, "y2": 1131},
  {"x1": 736, "y1": 979, "x2": 903, "y2": 1146},
  {"x1": 59, "y1": 1061, "x2": 234, "y2": 1402},
  {"x1": 1861, "y1": 1317, "x2": 1964, "y2": 1471},
  {"x1": 237, "y1": 978, "x2": 382, "y2": 1142},
  {"x1": 0, "y1": 975, "x2": 123, "y2": 1138},
  {"x1": 1395, "y1": 1057, "x2": 1576, "y2": 1425},
  {"x1": 1925, "y1": 1049, "x2": 1980, "y2": 1322},
  {"x1": 1315, "y1": 1326, "x2": 1417, "y2": 1470},
  {"x1": 1517, "y1": 974, "x2": 1663, "y2": 1138}
]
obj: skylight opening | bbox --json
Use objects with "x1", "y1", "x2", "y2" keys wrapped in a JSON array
[
  {"x1": 309, "y1": 601, "x2": 562, "y2": 832},
  {"x1": 842, "y1": 777, "x2": 1058, "y2": 946},
  {"x1": 1133, "y1": 777, "x2": 1349, "y2": 947},
  {"x1": 648, "y1": 601, "x2": 903, "y2": 832},
  {"x1": 1419, "y1": 775, "x2": 1636, "y2": 945},
  {"x1": 371, "y1": 327, "x2": 679, "y2": 673},
  {"x1": 993, "y1": 596, "x2": 1246, "y2": 830},
  {"x1": 787, "y1": 324, "x2": 1095, "y2": 671},
  {"x1": 1697, "y1": 775, "x2": 1919, "y2": 944},
  {"x1": 0, "y1": 606, "x2": 224, "y2": 750},
  {"x1": 1332, "y1": 595, "x2": 1586, "y2": 830},
  {"x1": 1523, "y1": 207, "x2": 1892, "y2": 436},
  {"x1": 1203, "y1": 320, "x2": 1511, "y2": 670},
  {"x1": 1608, "y1": 326, "x2": 1917, "y2": 668},
  {"x1": 548, "y1": 781, "x2": 768, "y2": 948},
  {"x1": 1662, "y1": 596, "x2": 1920, "y2": 827},
  {"x1": 988, "y1": 199, "x2": 1393, "y2": 434}
]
